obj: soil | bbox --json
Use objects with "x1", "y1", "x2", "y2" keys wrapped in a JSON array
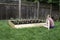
[{"x1": 11, "y1": 20, "x2": 44, "y2": 25}]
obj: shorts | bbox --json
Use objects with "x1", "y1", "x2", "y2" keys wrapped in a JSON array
[{"x1": 50, "y1": 26, "x2": 54, "y2": 29}]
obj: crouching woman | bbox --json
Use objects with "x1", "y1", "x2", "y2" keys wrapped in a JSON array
[{"x1": 44, "y1": 15, "x2": 55, "y2": 30}]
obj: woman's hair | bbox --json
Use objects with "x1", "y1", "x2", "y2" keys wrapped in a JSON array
[{"x1": 47, "y1": 15, "x2": 51, "y2": 17}]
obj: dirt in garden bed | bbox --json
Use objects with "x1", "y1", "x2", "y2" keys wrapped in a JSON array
[{"x1": 11, "y1": 20, "x2": 45, "y2": 25}]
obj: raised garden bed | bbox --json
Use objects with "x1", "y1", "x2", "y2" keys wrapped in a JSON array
[{"x1": 8, "y1": 19, "x2": 46, "y2": 28}]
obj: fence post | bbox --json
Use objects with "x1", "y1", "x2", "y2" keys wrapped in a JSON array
[
  {"x1": 37, "y1": 2, "x2": 39, "y2": 19},
  {"x1": 6, "y1": 6, "x2": 8, "y2": 19},
  {"x1": 19, "y1": 0, "x2": 21, "y2": 19},
  {"x1": 50, "y1": 4, "x2": 52, "y2": 17}
]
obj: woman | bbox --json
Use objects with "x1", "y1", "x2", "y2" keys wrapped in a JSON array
[{"x1": 46, "y1": 15, "x2": 55, "y2": 29}]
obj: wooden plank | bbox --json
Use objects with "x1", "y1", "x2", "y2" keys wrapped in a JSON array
[{"x1": 8, "y1": 20, "x2": 15, "y2": 28}]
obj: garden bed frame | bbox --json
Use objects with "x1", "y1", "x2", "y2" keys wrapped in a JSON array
[{"x1": 8, "y1": 20, "x2": 47, "y2": 29}]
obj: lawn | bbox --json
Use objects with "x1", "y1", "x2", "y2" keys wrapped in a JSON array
[{"x1": 0, "y1": 20, "x2": 60, "y2": 40}]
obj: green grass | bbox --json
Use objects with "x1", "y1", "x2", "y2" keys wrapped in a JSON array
[{"x1": 0, "y1": 20, "x2": 60, "y2": 40}]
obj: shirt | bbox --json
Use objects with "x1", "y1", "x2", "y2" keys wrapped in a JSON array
[{"x1": 48, "y1": 18, "x2": 54, "y2": 26}]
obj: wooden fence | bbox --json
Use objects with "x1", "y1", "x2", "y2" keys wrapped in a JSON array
[
  {"x1": 0, "y1": 3, "x2": 19, "y2": 20},
  {"x1": 21, "y1": 2, "x2": 51, "y2": 20},
  {"x1": 0, "y1": 1, "x2": 59, "y2": 20}
]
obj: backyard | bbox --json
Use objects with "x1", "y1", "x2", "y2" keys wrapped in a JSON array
[{"x1": 0, "y1": 20, "x2": 60, "y2": 40}]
